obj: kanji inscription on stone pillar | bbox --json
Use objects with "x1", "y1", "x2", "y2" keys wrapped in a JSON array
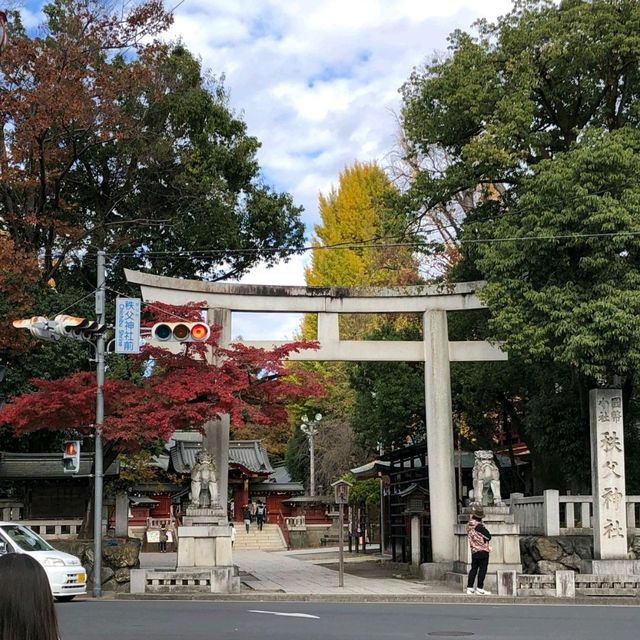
[{"x1": 590, "y1": 389, "x2": 627, "y2": 559}]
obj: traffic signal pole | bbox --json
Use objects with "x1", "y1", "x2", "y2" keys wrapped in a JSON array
[{"x1": 93, "y1": 250, "x2": 105, "y2": 598}]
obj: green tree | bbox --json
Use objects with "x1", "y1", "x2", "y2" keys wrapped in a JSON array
[
  {"x1": 349, "y1": 324, "x2": 425, "y2": 450},
  {"x1": 401, "y1": 0, "x2": 640, "y2": 215},
  {"x1": 476, "y1": 128, "x2": 640, "y2": 381},
  {"x1": 1, "y1": 1, "x2": 305, "y2": 287},
  {"x1": 399, "y1": 0, "x2": 640, "y2": 488}
]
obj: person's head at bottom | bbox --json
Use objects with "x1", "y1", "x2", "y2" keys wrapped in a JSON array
[{"x1": 0, "y1": 553, "x2": 59, "y2": 640}]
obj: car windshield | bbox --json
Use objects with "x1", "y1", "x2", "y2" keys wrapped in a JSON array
[{"x1": 0, "y1": 525, "x2": 54, "y2": 551}]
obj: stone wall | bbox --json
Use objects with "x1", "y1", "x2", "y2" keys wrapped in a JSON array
[
  {"x1": 288, "y1": 525, "x2": 333, "y2": 549},
  {"x1": 55, "y1": 537, "x2": 141, "y2": 593},
  {"x1": 520, "y1": 535, "x2": 640, "y2": 574}
]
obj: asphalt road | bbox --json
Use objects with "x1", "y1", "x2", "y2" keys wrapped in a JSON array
[{"x1": 56, "y1": 600, "x2": 640, "y2": 640}]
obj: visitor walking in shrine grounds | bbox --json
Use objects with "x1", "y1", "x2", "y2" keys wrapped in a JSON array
[
  {"x1": 256, "y1": 500, "x2": 267, "y2": 531},
  {"x1": 466, "y1": 506, "x2": 492, "y2": 595},
  {"x1": 243, "y1": 505, "x2": 252, "y2": 533},
  {"x1": 0, "y1": 553, "x2": 59, "y2": 640}
]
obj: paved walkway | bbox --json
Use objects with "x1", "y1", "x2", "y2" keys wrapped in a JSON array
[
  {"x1": 132, "y1": 551, "x2": 640, "y2": 604},
  {"x1": 140, "y1": 549, "x2": 458, "y2": 596}
]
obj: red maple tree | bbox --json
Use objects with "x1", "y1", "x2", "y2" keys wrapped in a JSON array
[
  {"x1": 0, "y1": 301, "x2": 323, "y2": 450},
  {"x1": 0, "y1": 0, "x2": 173, "y2": 280}
]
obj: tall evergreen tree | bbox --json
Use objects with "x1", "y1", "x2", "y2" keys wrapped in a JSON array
[{"x1": 398, "y1": 0, "x2": 640, "y2": 489}]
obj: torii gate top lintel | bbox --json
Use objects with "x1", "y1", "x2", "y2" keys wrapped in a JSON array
[{"x1": 124, "y1": 269, "x2": 487, "y2": 313}]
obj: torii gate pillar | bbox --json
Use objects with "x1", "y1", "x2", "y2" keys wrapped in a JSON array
[
  {"x1": 204, "y1": 307, "x2": 231, "y2": 518},
  {"x1": 424, "y1": 309, "x2": 456, "y2": 565}
]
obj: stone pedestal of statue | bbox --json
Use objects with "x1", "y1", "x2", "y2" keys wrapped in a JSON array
[
  {"x1": 131, "y1": 516, "x2": 239, "y2": 595},
  {"x1": 176, "y1": 523, "x2": 234, "y2": 570},
  {"x1": 182, "y1": 505, "x2": 227, "y2": 526},
  {"x1": 130, "y1": 448, "x2": 240, "y2": 595},
  {"x1": 177, "y1": 505, "x2": 232, "y2": 571},
  {"x1": 171, "y1": 449, "x2": 237, "y2": 590}
]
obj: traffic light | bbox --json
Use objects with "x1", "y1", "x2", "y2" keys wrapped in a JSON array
[
  {"x1": 13, "y1": 315, "x2": 104, "y2": 343},
  {"x1": 12, "y1": 316, "x2": 61, "y2": 342},
  {"x1": 151, "y1": 322, "x2": 210, "y2": 343},
  {"x1": 62, "y1": 440, "x2": 81, "y2": 474},
  {"x1": 52, "y1": 314, "x2": 104, "y2": 342}
]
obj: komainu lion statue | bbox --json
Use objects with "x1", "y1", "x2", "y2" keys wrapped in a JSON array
[{"x1": 472, "y1": 450, "x2": 504, "y2": 507}]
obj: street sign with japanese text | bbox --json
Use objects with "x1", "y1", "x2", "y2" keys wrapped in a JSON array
[{"x1": 115, "y1": 298, "x2": 141, "y2": 354}]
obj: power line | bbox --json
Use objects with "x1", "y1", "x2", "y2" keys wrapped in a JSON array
[
  {"x1": 39, "y1": 178, "x2": 640, "y2": 263},
  {"x1": 51, "y1": 289, "x2": 98, "y2": 319},
  {"x1": 94, "y1": 229, "x2": 640, "y2": 259}
]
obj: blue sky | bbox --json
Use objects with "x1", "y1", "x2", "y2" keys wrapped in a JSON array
[{"x1": 17, "y1": 0, "x2": 515, "y2": 339}]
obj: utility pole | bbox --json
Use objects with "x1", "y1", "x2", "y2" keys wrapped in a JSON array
[
  {"x1": 378, "y1": 441, "x2": 384, "y2": 554},
  {"x1": 93, "y1": 250, "x2": 105, "y2": 598},
  {"x1": 300, "y1": 413, "x2": 322, "y2": 497}
]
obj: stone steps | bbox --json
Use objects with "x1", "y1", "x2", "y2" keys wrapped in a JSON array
[{"x1": 233, "y1": 524, "x2": 286, "y2": 551}]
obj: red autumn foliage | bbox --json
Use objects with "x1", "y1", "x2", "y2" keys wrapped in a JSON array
[{"x1": 0, "y1": 301, "x2": 323, "y2": 450}]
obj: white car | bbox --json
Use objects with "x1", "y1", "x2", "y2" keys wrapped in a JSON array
[{"x1": 0, "y1": 522, "x2": 87, "y2": 601}]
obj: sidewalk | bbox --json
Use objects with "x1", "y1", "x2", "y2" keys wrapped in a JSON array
[
  {"x1": 140, "y1": 549, "x2": 456, "y2": 596},
  {"x1": 235, "y1": 549, "x2": 456, "y2": 596},
  {"x1": 131, "y1": 550, "x2": 640, "y2": 605}
]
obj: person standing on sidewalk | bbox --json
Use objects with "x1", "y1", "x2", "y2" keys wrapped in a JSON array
[
  {"x1": 466, "y1": 507, "x2": 492, "y2": 595},
  {"x1": 166, "y1": 526, "x2": 174, "y2": 552},
  {"x1": 159, "y1": 523, "x2": 168, "y2": 553}
]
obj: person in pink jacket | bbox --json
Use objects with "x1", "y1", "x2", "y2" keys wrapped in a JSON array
[{"x1": 466, "y1": 507, "x2": 492, "y2": 595}]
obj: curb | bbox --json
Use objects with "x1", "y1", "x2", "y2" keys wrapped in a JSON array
[{"x1": 114, "y1": 592, "x2": 640, "y2": 606}]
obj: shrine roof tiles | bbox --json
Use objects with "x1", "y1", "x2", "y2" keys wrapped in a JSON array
[{"x1": 169, "y1": 440, "x2": 273, "y2": 475}]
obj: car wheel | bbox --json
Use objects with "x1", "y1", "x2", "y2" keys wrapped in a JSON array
[{"x1": 55, "y1": 595, "x2": 76, "y2": 602}]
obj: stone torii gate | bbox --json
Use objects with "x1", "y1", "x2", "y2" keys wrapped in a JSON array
[{"x1": 125, "y1": 270, "x2": 507, "y2": 567}]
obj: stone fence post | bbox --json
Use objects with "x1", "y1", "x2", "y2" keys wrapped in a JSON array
[
  {"x1": 497, "y1": 570, "x2": 517, "y2": 596},
  {"x1": 509, "y1": 492, "x2": 524, "y2": 503},
  {"x1": 555, "y1": 570, "x2": 575, "y2": 597},
  {"x1": 543, "y1": 489, "x2": 560, "y2": 536}
]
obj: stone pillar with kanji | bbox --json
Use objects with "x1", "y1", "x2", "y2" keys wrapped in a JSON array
[{"x1": 590, "y1": 389, "x2": 627, "y2": 560}]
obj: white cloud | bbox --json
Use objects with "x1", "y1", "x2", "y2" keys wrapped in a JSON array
[
  {"x1": 232, "y1": 311, "x2": 303, "y2": 341},
  {"x1": 239, "y1": 253, "x2": 307, "y2": 287},
  {"x1": 167, "y1": 0, "x2": 514, "y2": 238}
]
